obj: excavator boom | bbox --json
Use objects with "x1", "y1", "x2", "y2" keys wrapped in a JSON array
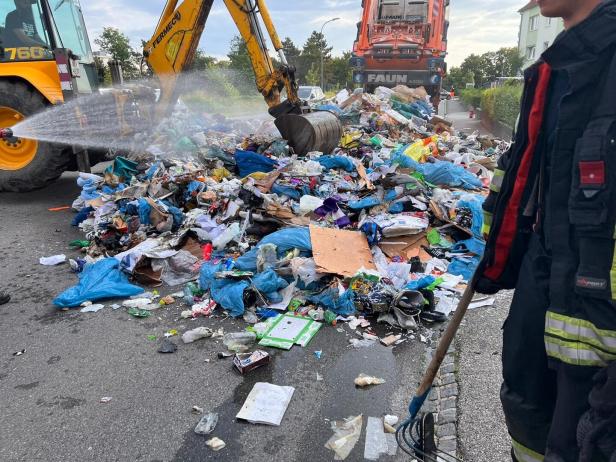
[{"x1": 143, "y1": 0, "x2": 342, "y2": 155}]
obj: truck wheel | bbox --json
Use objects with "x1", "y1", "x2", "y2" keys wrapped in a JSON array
[{"x1": 0, "y1": 80, "x2": 68, "y2": 192}]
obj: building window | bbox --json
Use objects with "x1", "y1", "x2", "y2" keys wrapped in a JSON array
[
  {"x1": 526, "y1": 46, "x2": 536, "y2": 60},
  {"x1": 529, "y1": 15, "x2": 539, "y2": 31},
  {"x1": 543, "y1": 41, "x2": 550, "y2": 51},
  {"x1": 545, "y1": 17, "x2": 552, "y2": 27}
]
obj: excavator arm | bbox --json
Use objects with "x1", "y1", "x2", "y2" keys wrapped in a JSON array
[{"x1": 143, "y1": 0, "x2": 341, "y2": 154}]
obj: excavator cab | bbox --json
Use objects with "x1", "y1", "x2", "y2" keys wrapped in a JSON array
[{"x1": 0, "y1": 0, "x2": 98, "y2": 191}]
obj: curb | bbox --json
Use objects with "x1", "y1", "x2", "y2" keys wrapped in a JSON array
[{"x1": 424, "y1": 340, "x2": 459, "y2": 459}]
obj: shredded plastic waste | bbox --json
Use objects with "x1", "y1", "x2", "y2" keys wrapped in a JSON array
[
  {"x1": 325, "y1": 414, "x2": 364, "y2": 460},
  {"x1": 354, "y1": 374, "x2": 386, "y2": 387}
]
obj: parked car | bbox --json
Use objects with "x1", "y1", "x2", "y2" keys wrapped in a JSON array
[
  {"x1": 440, "y1": 89, "x2": 452, "y2": 100},
  {"x1": 298, "y1": 86, "x2": 325, "y2": 101}
]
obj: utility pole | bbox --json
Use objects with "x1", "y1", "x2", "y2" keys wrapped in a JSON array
[{"x1": 320, "y1": 17, "x2": 339, "y2": 90}]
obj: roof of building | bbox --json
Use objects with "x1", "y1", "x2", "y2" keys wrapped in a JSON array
[{"x1": 518, "y1": 1, "x2": 538, "y2": 13}]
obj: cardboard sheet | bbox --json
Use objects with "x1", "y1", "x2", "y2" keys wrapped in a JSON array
[
  {"x1": 310, "y1": 226, "x2": 376, "y2": 277},
  {"x1": 379, "y1": 234, "x2": 431, "y2": 262}
]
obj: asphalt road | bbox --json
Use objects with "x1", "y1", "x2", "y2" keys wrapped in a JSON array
[
  {"x1": 457, "y1": 294, "x2": 511, "y2": 461},
  {"x1": 0, "y1": 171, "x2": 426, "y2": 462}
]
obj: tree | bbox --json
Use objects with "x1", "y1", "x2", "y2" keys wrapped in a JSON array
[
  {"x1": 443, "y1": 66, "x2": 473, "y2": 90},
  {"x1": 190, "y1": 49, "x2": 218, "y2": 72},
  {"x1": 300, "y1": 31, "x2": 333, "y2": 86},
  {"x1": 227, "y1": 36, "x2": 253, "y2": 75},
  {"x1": 458, "y1": 47, "x2": 524, "y2": 88},
  {"x1": 94, "y1": 27, "x2": 140, "y2": 80},
  {"x1": 492, "y1": 47, "x2": 524, "y2": 78},
  {"x1": 329, "y1": 51, "x2": 353, "y2": 90},
  {"x1": 459, "y1": 53, "x2": 493, "y2": 88},
  {"x1": 281, "y1": 36, "x2": 301, "y2": 76},
  {"x1": 93, "y1": 57, "x2": 111, "y2": 86},
  {"x1": 304, "y1": 62, "x2": 320, "y2": 86}
]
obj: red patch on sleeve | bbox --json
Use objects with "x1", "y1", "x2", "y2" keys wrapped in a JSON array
[{"x1": 579, "y1": 161, "x2": 605, "y2": 186}]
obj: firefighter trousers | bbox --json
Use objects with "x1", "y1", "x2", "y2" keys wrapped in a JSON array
[{"x1": 502, "y1": 235, "x2": 602, "y2": 462}]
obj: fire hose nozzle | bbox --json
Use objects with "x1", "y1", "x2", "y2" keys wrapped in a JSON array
[{"x1": 0, "y1": 128, "x2": 14, "y2": 140}]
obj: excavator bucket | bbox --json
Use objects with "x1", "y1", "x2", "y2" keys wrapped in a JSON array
[{"x1": 274, "y1": 111, "x2": 342, "y2": 155}]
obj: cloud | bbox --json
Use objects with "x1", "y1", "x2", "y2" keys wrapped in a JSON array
[
  {"x1": 81, "y1": 0, "x2": 523, "y2": 65},
  {"x1": 447, "y1": 0, "x2": 521, "y2": 65}
]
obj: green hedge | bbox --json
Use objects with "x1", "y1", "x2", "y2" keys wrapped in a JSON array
[
  {"x1": 481, "y1": 85, "x2": 523, "y2": 128},
  {"x1": 460, "y1": 88, "x2": 483, "y2": 109}
]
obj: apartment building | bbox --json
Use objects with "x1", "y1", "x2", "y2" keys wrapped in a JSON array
[{"x1": 518, "y1": 1, "x2": 564, "y2": 68}]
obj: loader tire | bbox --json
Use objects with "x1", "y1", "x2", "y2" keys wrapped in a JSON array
[{"x1": 0, "y1": 80, "x2": 69, "y2": 192}]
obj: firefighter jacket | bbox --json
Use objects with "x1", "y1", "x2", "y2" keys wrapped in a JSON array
[{"x1": 475, "y1": 1, "x2": 616, "y2": 367}]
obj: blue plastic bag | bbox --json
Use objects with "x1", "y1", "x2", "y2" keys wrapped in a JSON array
[
  {"x1": 391, "y1": 155, "x2": 482, "y2": 190},
  {"x1": 252, "y1": 269, "x2": 288, "y2": 293},
  {"x1": 347, "y1": 196, "x2": 382, "y2": 210},
  {"x1": 137, "y1": 198, "x2": 151, "y2": 225},
  {"x1": 317, "y1": 155, "x2": 356, "y2": 172},
  {"x1": 71, "y1": 206, "x2": 94, "y2": 226},
  {"x1": 360, "y1": 222, "x2": 383, "y2": 246},
  {"x1": 307, "y1": 288, "x2": 356, "y2": 316},
  {"x1": 199, "y1": 263, "x2": 249, "y2": 317},
  {"x1": 184, "y1": 180, "x2": 205, "y2": 202},
  {"x1": 105, "y1": 156, "x2": 138, "y2": 182},
  {"x1": 53, "y1": 258, "x2": 144, "y2": 308},
  {"x1": 101, "y1": 184, "x2": 126, "y2": 195},
  {"x1": 211, "y1": 281, "x2": 249, "y2": 317},
  {"x1": 455, "y1": 194, "x2": 485, "y2": 239},
  {"x1": 235, "y1": 149, "x2": 277, "y2": 177},
  {"x1": 271, "y1": 183, "x2": 301, "y2": 200},
  {"x1": 145, "y1": 161, "x2": 163, "y2": 180},
  {"x1": 421, "y1": 162, "x2": 482, "y2": 189},
  {"x1": 451, "y1": 237, "x2": 485, "y2": 256},
  {"x1": 315, "y1": 104, "x2": 343, "y2": 115},
  {"x1": 405, "y1": 275, "x2": 437, "y2": 290},
  {"x1": 162, "y1": 201, "x2": 185, "y2": 231},
  {"x1": 388, "y1": 202, "x2": 404, "y2": 213},
  {"x1": 234, "y1": 227, "x2": 312, "y2": 272},
  {"x1": 447, "y1": 255, "x2": 481, "y2": 281},
  {"x1": 77, "y1": 176, "x2": 101, "y2": 201},
  {"x1": 384, "y1": 189, "x2": 398, "y2": 201}
]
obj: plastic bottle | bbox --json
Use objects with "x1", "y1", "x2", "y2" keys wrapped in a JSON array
[
  {"x1": 324, "y1": 310, "x2": 337, "y2": 326},
  {"x1": 308, "y1": 308, "x2": 325, "y2": 321},
  {"x1": 223, "y1": 332, "x2": 257, "y2": 353},
  {"x1": 183, "y1": 286, "x2": 195, "y2": 305},
  {"x1": 186, "y1": 282, "x2": 200, "y2": 295}
]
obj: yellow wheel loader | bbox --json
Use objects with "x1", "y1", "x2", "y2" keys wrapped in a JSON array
[{"x1": 0, "y1": 0, "x2": 342, "y2": 192}]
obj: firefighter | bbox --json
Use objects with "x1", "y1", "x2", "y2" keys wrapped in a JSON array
[{"x1": 474, "y1": 0, "x2": 616, "y2": 461}]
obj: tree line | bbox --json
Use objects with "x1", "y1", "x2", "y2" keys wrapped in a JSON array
[
  {"x1": 443, "y1": 47, "x2": 525, "y2": 90},
  {"x1": 94, "y1": 27, "x2": 353, "y2": 91}
]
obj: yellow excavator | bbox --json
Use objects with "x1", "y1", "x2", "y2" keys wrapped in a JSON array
[{"x1": 0, "y1": 0, "x2": 342, "y2": 192}]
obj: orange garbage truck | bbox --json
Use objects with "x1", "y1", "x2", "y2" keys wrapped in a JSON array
[{"x1": 350, "y1": 0, "x2": 449, "y2": 106}]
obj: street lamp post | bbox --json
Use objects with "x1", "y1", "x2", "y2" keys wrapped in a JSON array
[{"x1": 320, "y1": 17, "x2": 340, "y2": 91}]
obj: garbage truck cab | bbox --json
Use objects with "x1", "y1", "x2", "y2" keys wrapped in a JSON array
[{"x1": 0, "y1": 0, "x2": 98, "y2": 192}]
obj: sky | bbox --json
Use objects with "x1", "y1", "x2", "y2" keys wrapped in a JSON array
[{"x1": 81, "y1": 0, "x2": 524, "y2": 67}]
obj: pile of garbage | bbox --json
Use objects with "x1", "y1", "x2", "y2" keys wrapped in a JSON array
[{"x1": 52, "y1": 84, "x2": 507, "y2": 347}]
